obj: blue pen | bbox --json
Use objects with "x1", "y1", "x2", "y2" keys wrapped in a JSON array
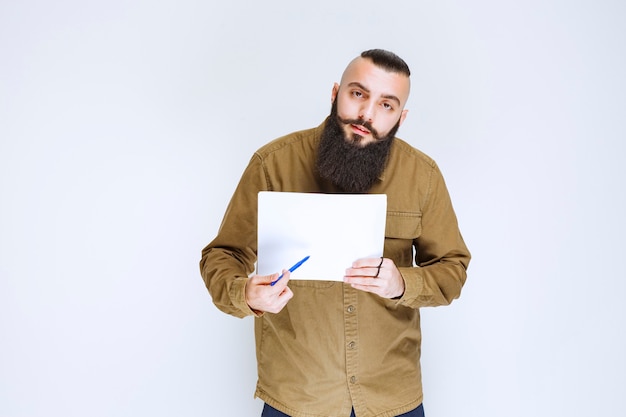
[{"x1": 270, "y1": 255, "x2": 310, "y2": 286}]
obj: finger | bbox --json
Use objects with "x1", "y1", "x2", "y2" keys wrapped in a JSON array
[
  {"x1": 279, "y1": 286, "x2": 294, "y2": 300},
  {"x1": 271, "y1": 269, "x2": 292, "y2": 286},
  {"x1": 349, "y1": 283, "x2": 384, "y2": 297},
  {"x1": 345, "y1": 267, "x2": 384, "y2": 279},
  {"x1": 250, "y1": 273, "x2": 279, "y2": 284},
  {"x1": 351, "y1": 257, "x2": 382, "y2": 269},
  {"x1": 267, "y1": 286, "x2": 293, "y2": 313},
  {"x1": 344, "y1": 276, "x2": 381, "y2": 287},
  {"x1": 348, "y1": 265, "x2": 390, "y2": 281}
]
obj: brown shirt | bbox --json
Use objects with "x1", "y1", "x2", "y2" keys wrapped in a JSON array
[{"x1": 200, "y1": 120, "x2": 471, "y2": 417}]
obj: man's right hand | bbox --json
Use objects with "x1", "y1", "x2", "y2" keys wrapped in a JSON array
[{"x1": 245, "y1": 271, "x2": 294, "y2": 314}]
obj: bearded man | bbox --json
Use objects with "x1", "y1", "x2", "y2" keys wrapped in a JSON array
[{"x1": 200, "y1": 49, "x2": 471, "y2": 417}]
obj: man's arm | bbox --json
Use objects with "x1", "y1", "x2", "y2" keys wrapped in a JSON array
[
  {"x1": 344, "y1": 164, "x2": 470, "y2": 307},
  {"x1": 199, "y1": 154, "x2": 273, "y2": 317},
  {"x1": 400, "y1": 164, "x2": 470, "y2": 307}
]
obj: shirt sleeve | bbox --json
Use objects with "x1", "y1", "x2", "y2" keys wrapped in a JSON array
[
  {"x1": 199, "y1": 154, "x2": 268, "y2": 318},
  {"x1": 397, "y1": 163, "x2": 471, "y2": 308}
]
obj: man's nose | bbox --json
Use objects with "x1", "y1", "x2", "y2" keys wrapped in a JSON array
[{"x1": 359, "y1": 101, "x2": 375, "y2": 122}]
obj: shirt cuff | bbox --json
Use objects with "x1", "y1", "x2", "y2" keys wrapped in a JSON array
[
  {"x1": 229, "y1": 276, "x2": 264, "y2": 317},
  {"x1": 396, "y1": 267, "x2": 423, "y2": 305}
]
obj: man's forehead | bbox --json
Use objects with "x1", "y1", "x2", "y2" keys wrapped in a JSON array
[{"x1": 340, "y1": 57, "x2": 410, "y2": 104}]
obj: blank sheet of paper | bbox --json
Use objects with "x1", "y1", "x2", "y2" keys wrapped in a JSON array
[{"x1": 257, "y1": 191, "x2": 387, "y2": 281}]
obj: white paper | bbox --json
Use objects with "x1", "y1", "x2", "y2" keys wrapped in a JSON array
[{"x1": 257, "y1": 191, "x2": 387, "y2": 281}]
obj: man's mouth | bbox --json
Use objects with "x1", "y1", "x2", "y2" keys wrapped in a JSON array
[{"x1": 350, "y1": 123, "x2": 371, "y2": 136}]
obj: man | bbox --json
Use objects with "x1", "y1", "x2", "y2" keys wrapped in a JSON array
[{"x1": 200, "y1": 49, "x2": 470, "y2": 417}]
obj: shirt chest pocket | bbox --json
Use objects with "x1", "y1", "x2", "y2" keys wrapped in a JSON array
[{"x1": 384, "y1": 211, "x2": 422, "y2": 267}]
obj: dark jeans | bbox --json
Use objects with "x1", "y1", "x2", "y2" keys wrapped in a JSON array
[{"x1": 262, "y1": 403, "x2": 425, "y2": 417}]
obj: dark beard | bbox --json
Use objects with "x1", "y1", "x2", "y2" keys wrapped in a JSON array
[{"x1": 316, "y1": 100, "x2": 400, "y2": 193}]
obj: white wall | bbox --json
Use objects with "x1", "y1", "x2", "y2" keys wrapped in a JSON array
[{"x1": 1, "y1": 1, "x2": 624, "y2": 416}]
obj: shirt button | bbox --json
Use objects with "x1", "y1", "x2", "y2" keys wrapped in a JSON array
[
  {"x1": 348, "y1": 341, "x2": 356, "y2": 350},
  {"x1": 347, "y1": 305, "x2": 355, "y2": 313},
  {"x1": 350, "y1": 376, "x2": 356, "y2": 384}
]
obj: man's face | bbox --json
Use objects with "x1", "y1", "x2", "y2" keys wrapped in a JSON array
[
  {"x1": 316, "y1": 99, "x2": 399, "y2": 193},
  {"x1": 331, "y1": 57, "x2": 410, "y2": 147}
]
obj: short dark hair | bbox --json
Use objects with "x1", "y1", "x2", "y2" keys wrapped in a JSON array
[{"x1": 361, "y1": 49, "x2": 411, "y2": 77}]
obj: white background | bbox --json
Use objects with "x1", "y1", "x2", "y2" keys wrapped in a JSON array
[{"x1": 1, "y1": 1, "x2": 624, "y2": 416}]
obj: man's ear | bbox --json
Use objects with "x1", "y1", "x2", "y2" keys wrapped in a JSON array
[
  {"x1": 399, "y1": 109, "x2": 409, "y2": 126},
  {"x1": 331, "y1": 82, "x2": 339, "y2": 103}
]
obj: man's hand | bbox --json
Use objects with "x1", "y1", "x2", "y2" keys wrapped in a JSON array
[
  {"x1": 245, "y1": 271, "x2": 294, "y2": 314},
  {"x1": 344, "y1": 257, "x2": 405, "y2": 299}
]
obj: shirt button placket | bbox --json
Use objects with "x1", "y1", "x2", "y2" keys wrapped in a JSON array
[{"x1": 344, "y1": 287, "x2": 360, "y2": 403}]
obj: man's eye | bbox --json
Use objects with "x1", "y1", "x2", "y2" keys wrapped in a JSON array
[
  {"x1": 382, "y1": 103, "x2": 393, "y2": 110},
  {"x1": 352, "y1": 91, "x2": 363, "y2": 98}
]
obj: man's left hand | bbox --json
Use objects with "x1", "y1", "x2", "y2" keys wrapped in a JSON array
[{"x1": 344, "y1": 257, "x2": 405, "y2": 299}]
